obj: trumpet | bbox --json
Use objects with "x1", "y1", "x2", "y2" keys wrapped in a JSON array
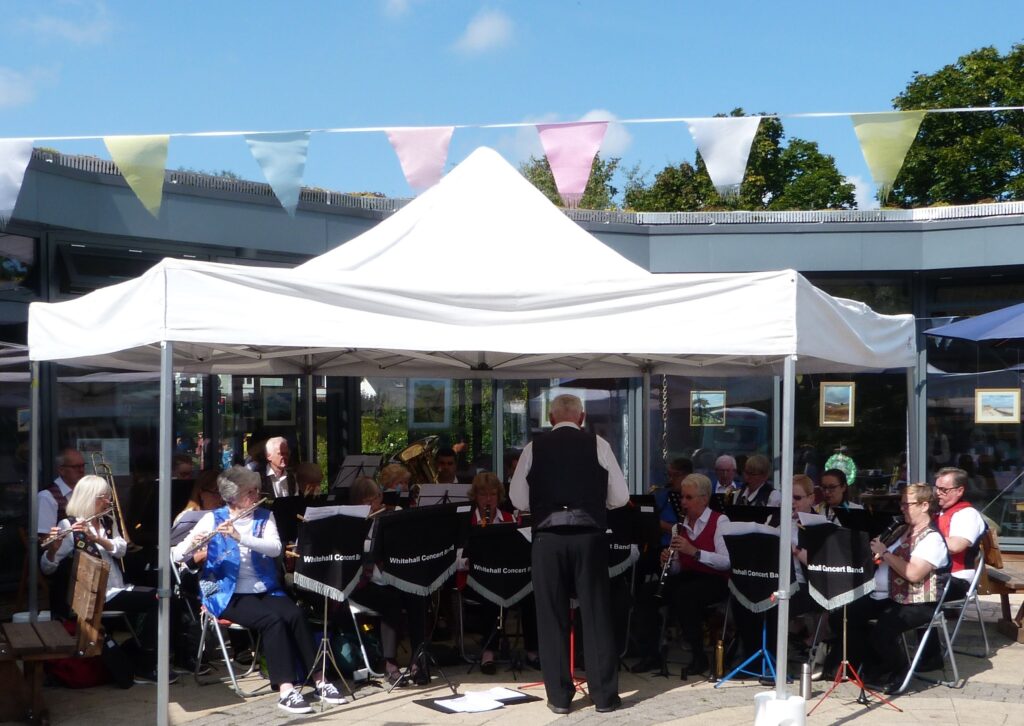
[
  {"x1": 180, "y1": 497, "x2": 268, "y2": 558},
  {"x1": 654, "y1": 523, "x2": 680, "y2": 599},
  {"x1": 40, "y1": 507, "x2": 114, "y2": 548}
]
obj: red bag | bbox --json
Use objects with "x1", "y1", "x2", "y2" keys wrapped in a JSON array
[{"x1": 44, "y1": 620, "x2": 109, "y2": 689}]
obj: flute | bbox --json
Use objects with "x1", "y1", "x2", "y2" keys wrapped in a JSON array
[
  {"x1": 180, "y1": 498, "x2": 268, "y2": 557},
  {"x1": 40, "y1": 507, "x2": 113, "y2": 548},
  {"x1": 654, "y1": 523, "x2": 680, "y2": 599}
]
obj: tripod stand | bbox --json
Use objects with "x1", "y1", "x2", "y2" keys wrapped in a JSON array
[
  {"x1": 715, "y1": 612, "x2": 776, "y2": 687},
  {"x1": 304, "y1": 598, "x2": 356, "y2": 711},
  {"x1": 807, "y1": 604, "x2": 901, "y2": 715}
]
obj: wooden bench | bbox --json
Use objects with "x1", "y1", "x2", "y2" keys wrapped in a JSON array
[
  {"x1": 984, "y1": 566, "x2": 1024, "y2": 644},
  {"x1": 0, "y1": 552, "x2": 110, "y2": 725}
]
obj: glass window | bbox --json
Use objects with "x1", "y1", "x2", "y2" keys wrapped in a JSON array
[
  {"x1": 0, "y1": 234, "x2": 38, "y2": 295},
  {"x1": 0, "y1": 348, "x2": 30, "y2": 612}
]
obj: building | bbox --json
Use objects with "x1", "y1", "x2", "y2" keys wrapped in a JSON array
[{"x1": 2, "y1": 149, "x2": 1022, "y2": 610}]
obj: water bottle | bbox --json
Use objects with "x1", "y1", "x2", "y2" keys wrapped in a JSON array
[{"x1": 800, "y1": 662, "x2": 812, "y2": 701}]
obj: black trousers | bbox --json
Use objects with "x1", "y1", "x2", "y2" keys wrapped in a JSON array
[
  {"x1": 532, "y1": 529, "x2": 618, "y2": 710},
  {"x1": 347, "y1": 584, "x2": 425, "y2": 663},
  {"x1": 221, "y1": 593, "x2": 315, "y2": 687},
  {"x1": 870, "y1": 599, "x2": 936, "y2": 677},
  {"x1": 632, "y1": 571, "x2": 728, "y2": 661},
  {"x1": 106, "y1": 586, "x2": 159, "y2": 671}
]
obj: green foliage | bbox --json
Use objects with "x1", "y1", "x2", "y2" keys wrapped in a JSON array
[
  {"x1": 519, "y1": 154, "x2": 621, "y2": 209},
  {"x1": 361, "y1": 406, "x2": 409, "y2": 461},
  {"x1": 624, "y1": 109, "x2": 855, "y2": 212},
  {"x1": 175, "y1": 166, "x2": 242, "y2": 180},
  {"x1": 891, "y1": 44, "x2": 1024, "y2": 207}
]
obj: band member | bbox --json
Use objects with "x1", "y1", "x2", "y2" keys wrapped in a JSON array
[
  {"x1": 171, "y1": 466, "x2": 344, "y2": 714},
  {"x1": 459, "y1": 472, "x2": 539, "y2": 674},
  {"x1": 713, "y1": 455, "x2": 740, "y2": 496},
  {"x1": 261, "y1": 436, "x2": 296, "y2": 497},
  {"x1": 631, "y1": 473, "x2": 730, "y2": 675},
  {"x1": 295, "y1": 462, "x2": 324, "y2": 497},
  {"x1": 815, "y1": 468, "x2": 863, "y2": 522},
  {"x1": 861, "y1": 483, "x2": 950, "y2": 693},
  {"x1": 346, "y1": 476, "x2": 428, "y2": 686},
  {"x1": 435, "y1": 447, "x2": 459, "y2": 485},
  {"x1": 736, "y1": 455, "x2": 781, "y2": 506},
  {"x1": 41, "y1": 475, "x2": 172, "y2": 684},
  {"x1": 171, "y1": 470, "x2": 224, "y2": 546},
  {"x1": 510, "y1": 393, "x2": 628, "y2": 714},
  {"x1": 379, "y1": 463, "x2": 415, "y2": 507},
  {"x1": 38, "y1": 448, "x2": 87, "y2": 618},
  {"x1": 933, "y1": 467, "x2": 986, "y2": 600},
  {"x1": 655, "y1": 458, "x2": 693, "y2": 545}
]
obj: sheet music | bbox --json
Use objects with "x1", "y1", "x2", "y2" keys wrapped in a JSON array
[
  {"x1": 435, "y1": 694, "x2": 504, "y2": 713},
  {"x1": 303, "y1": 504, "x2": 371, "y2": 522},
  {"x1": 797, "y1": 512, "x2": 830, "y2": 527}
]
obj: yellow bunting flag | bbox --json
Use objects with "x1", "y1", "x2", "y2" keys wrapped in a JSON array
[
  {"x1": 850, "y1": 111, "x2": 926, "y2": 201},
  {"x1": 103, "y1": 135, "x2": 170, "y2": 218}
]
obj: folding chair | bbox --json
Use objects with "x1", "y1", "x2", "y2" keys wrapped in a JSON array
[
  {"x1": 195, "y1": 605, "x2": 267, "y2": 698},
  {"x1": 348, "y1": 600, "x2": 386, "y2": 679},
  {"x1": 942, "y1": 562, "x2": 990, "y2": 659},
  {"x1": 890, "y1": 577, "x2": 959, "y2": 695}
]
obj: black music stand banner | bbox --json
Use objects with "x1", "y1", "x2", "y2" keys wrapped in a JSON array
[
  {"x1": 294, "y1": 514, "x2": 372, "y2": 602},
  {"x1": 723, "y1": 522, "x2": 794, "y2": 613},
  {"x1": 800, "y1": 523, "x2": 874, "y2": 610},
  {"x1": 465, "y1": 525, "x2": 533, "y2": 608},
  {"x1": 373, "y1": 503, "x2": 460, "y2": 596},
  {"x1": 607, "y1": 505, "x2": 641, "y2": 578}
]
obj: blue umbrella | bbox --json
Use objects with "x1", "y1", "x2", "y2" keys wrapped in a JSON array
[{"x1": 925, "y1": 302, "x2": 1024, "y2": 345}]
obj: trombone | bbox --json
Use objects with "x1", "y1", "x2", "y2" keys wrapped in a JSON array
[{"x1": 91, "y1": 451, "x2": 134, "y2": 551}]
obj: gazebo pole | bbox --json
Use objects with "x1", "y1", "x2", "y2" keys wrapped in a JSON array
[
  {"x1": 29, "y1": 361, "x2": 41, "y2": 622},
  {"x1": 774, "y1": 355, "x2": 796, "y2": 699},
  {"x1": 157, "y1": 341, "x2": 174, "y2": 726},
  {"x1": 641, "y1": 369, "x2": 651, "y2": 492}
]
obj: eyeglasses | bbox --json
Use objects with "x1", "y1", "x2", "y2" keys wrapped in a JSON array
[
  {"x1": 715, "y1": 467, "x2": 735, "y2": 473},
  {"x1": 744, "y1": 470, "x2": 765, "y2": 477},
  {"x1": 821, "y1": 485, "x2": 843, "y2": 492},
  {"x1": 934, "y1": 486, "x2": 961, "y2": 494},
  {"x1": 792, "y1": 494, "x2": 807, "y2": 501},
  {"x1": 900, "y1": 500, "x2": 924, "y2": 509},
  {"x1": 62, "y1": 463, "x2": 86, "y2": 470},
  {"x1": 95, "y1": 494, "x2": 110, "y2": 500}
]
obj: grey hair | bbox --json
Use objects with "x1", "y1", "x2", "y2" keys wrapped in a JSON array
[
  {"x1": 56, "y1": 448, "x2": 83, "y2": 468},
  {"x1": 218, "y1": 465, "x2": 261, "y2": 504},
  {"x1": 682, "y1": 473, "x2": 713, "y2": 499},
  {"x1": 266, "y1": 436, "x2": 286, "y2": 455},
  {"x1": 936, "y1": 467, "x2": 969, "y2": 490},
  {"x1": 549, "y1": 394, "x2": 583, "y2": 422},
  {"x1": 715, "y1": 454, "x2": 737, "y2": 470}
]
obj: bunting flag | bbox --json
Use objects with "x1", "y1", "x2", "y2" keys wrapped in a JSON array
[
  {"x1": 0, "y1": 139, "x2": 34, "y2": 229},
  {"x1": 385, "y1": 126, "x2": 455, "y2": 192},
  {"x1": 244, "y1": 131, "x2": 311, "y2": 216},
  {"x1": 536, "y1": 121, "x2": 608, "y2": 207},
  {"x1": 851, "y1": 110, "x2": 926, "y2": 200},
  {"x1": 103, "y1": 135, "x2": 169, "y2": 218},
  {"x1": 684, "y1": 116, "x2": 762, "y2": 196}
]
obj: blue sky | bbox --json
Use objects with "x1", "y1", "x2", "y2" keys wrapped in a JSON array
[{"x1": 2, "y1": 1, "x2": 1024, "y2": 208}]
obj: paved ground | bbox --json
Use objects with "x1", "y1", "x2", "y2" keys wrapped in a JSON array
[{"x1": 40, "y1": 593, "x2": 1023, "y2": 725}]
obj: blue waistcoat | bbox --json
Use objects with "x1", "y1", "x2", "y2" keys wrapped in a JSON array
[{"x1": 200, "y1": 506, "x2": 284, "y2": 616}]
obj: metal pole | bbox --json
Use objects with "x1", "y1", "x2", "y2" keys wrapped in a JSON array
[
  {"x1": 909, "y1": 348, "x2": 927, "y2": 484},
  {"x1": 772, "y1": 375, "x2": 782, "y2": 482},
  {"x1": 157, "y1": 342, "x2": 173, "y2": 726},
  {"x1": 305, "y1": 368, "x2": 316, "y2": 464},
  {"x1": 641, "y1": 369, "x2": 652, "y2": 493},
  {"x1": 29, "y1": 361, "x2": 41, "y2": 621},
  {"x1": 492, "y1": 381, "x2": 504, "y2": 482},
  {"x1": 774, "y1": 355, "x2": 796, "y2": 699}
]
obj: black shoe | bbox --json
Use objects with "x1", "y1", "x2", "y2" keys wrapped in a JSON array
[
  {"x1": 312, "y1": 681, "x2": 347, "y2": 705},
  {"x1": 278, "y1": 688, "x2": 313, "y2": 714},
  {"x1": 232, "y1": 651, "x2": 254, "y2": 667},
  {"x1": 479, "y1": 659, "x2": 497, "y2": 675},
  {"x1": 411, "y1": 665, "x2": 430, "y2": 686},
  {"x1": 547, "y1": 702, "x2": 571, "y2": 715},
  {"x1": 134, "y1": 669, "x2": 180, "y2": 685},
  {"x1": 630, "y1": 655, "x2": 661, "y2": 673},
  {"x1": 595, "y1": 696, "x2": 622, "y2": 713}
]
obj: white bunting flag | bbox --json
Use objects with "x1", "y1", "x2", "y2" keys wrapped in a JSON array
[
  {"x1": 684, "y1": 116, "x2": 762, "y2": 195},
  {"x1": 244, "y1": 131, "x2": 311, "y2": 216},
  {"x1": 0, "y1": 139, "x2": 34, "y2": 228}
]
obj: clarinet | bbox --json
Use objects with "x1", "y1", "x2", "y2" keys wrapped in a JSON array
[
  {"x1": 873, "y1": 518, "x2": 908, "y2": 564},
  {"x1": 480, "y1": 505, "x2": 491, "y2": 527},
  {"x1": 654, "y1": 523, "x2": 680, "y2": 599}
]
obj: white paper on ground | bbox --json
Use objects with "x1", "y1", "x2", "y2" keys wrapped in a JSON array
[{"x1": 435, "y1": 693, "x2": 505, "y2": 713}]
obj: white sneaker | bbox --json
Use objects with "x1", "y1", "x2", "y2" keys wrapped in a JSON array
[
  {"x1": 278, "y1": 688, "x2": 313, "y2": 714},
  {"x1": 313, "y1": 681, "x2": 347, "y2": 705}
]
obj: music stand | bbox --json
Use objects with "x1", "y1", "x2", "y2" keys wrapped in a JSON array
[
  {"x1": 294, "y1": 512, "x2": 374, "y2": 708},
  {"x1": 716, "y1": 524, "x2": 793, "y2": 687},
  {"x1": 416, "y1": 483, "x2": 472, "y2": 506},
  {"x1": 331, "y1": 454, "x2": 383, "y2": 491},
  {"x1": 373, "y1": 504, "x2": 461, "y2": 695},
  {"x1": 724, "y1": 504, "x2": 782, "y2": 528},
  {"x1": 800, "y1": 523, "x2": 901, "y2": 714},
  {"x1": 463, "y1": 524, "x2": 533, "y2": 674}
]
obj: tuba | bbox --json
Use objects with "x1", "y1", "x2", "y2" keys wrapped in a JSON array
[{"x1": 397, "y1": 436, "x2": 440, "y2": 486}]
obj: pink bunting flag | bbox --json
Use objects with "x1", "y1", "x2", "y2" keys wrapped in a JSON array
[
  {"x1": 536, "y1": 121, "x2": 608, "y2": 207},
  {"x1": 386, "y1": 126, "x2": 455, "y2": 192}
]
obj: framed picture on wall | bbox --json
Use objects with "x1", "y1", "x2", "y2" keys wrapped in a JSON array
[
  {"x1": 975, "y1": 388, "x2": 1020, "y2": 424},
  {"x1": 263, "y1": 386, "x2": 296, "y2": 426},
  {"x1": 408, "y1": 378, "x2": 451, "y2": 429},
  {"x1": 690, "y1": 390, "x2": 726, "y2": 427},
  {"x1": 820, "y1": 382, "x2": 855, "y2": 427}
]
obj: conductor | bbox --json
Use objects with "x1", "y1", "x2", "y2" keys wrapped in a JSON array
[{"x1": 510, "y1": 394, "x2": 628, "y2": 714}]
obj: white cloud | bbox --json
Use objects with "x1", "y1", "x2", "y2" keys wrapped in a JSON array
[
  {"x1": 579, "y1": 109, "x2": 633, "y2": 156},
  {"x1": 0, "y1": 66, "x2": 57, "y2": 109},
  {"x1": 494, "y1": 113, "x2": 558, "y2": 164},
  {"x1": 452, "y1": 8, "x2": 513, "y2": 54},
  {"x1": 20, "y1": 1, "x2": 113, "y2": 46},
  {"x1": 382, "y1": 0, "x2": 411, "y2": 18},
  {"x1": 848, "y1": 174, "x2": 879, "y2": 210}
]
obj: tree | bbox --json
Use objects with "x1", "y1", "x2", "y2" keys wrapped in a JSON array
[
  {"x1": 891, "y1": 44, "x2": 1024, "y2": 207},
  {"x1": 519, "y1": 154, "x2": 621, "y2": 209},
  {"x1": 623, "y1": 109, "x2": 855, "y2": 212}
]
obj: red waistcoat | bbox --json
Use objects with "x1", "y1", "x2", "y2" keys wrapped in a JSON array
[
  {"x1": 936, "y1": 500, "x2": 977, "y2": 575},
  {"x1": 677, "y1": 510, "x2": 728, "y2": 579}
]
